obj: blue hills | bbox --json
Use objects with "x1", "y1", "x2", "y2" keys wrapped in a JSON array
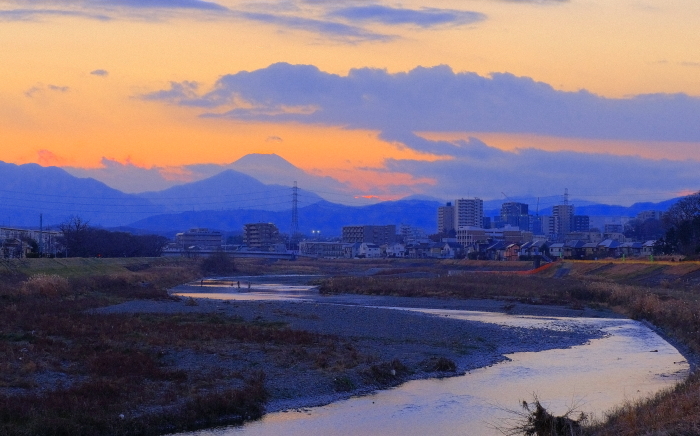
[{"x1": 0, "y1": 159, "x2": 686, "y2": 236}]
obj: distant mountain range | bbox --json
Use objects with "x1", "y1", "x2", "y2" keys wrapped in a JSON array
[
  {"x1": 0, "y1": 158, "x2": 685, "y2": 236},
  {"x1": 127, "y1": 199, "x2": 443, "y2": 237},
  {"x1": 136, "y1": 169, "x2": 323, "y2": 212}
]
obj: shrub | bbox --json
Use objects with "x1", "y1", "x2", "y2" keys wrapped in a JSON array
[
  {"x1": 21, "y1": 274, "x2": 71, "y2": 297},
  {"x1": 423, "y1": 356, "x2": 457, "y2": 372},
  {"x1": 200, "y1": 252, "x2": 236, "y2": 276}
]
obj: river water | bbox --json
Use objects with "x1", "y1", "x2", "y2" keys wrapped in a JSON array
[{"x1": 172, "y1": 277, "x2": 689, "y2": 436}]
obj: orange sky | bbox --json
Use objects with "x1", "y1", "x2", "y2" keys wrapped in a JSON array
[{"x1": 1, "y1": 0, "x2": 699, "y2": 199}]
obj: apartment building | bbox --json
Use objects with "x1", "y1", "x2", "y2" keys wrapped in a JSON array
[
  {"x1": 454, "y1": 198, "x2": 484, "y2": 228},
  {"x1": 243, "y1": 223, "x2": 280, "y2": 249},
  {"x1": 342, "y1": 225, "x2": 396, "y2": 245}
]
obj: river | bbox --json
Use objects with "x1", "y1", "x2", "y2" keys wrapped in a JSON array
[{"x1": 170, "y1": 277, "x2": 689, "y2": 436}]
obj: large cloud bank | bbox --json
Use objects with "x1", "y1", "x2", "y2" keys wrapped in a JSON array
[{"x1": 142, "y1": 63, "x2": 700, "y2": 202}]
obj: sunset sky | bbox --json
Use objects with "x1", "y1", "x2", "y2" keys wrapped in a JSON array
[{"x1": 2, "y1": 0, "x2": 700, "y2": 205}]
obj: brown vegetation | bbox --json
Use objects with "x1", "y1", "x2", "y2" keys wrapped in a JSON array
[
  {"x1": 0, "y1": 259, "x2": 364, "y2": 436},
  {"x1": 320, "y1": 260, "x2": 700, "y2": 435}
]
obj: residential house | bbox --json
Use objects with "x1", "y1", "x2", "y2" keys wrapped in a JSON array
[
  {"x1": 358, "y1": 243, "x2": 381, "y2": 258},
  {"x1": 484, "y1": 241, "x2": 508, "y2": 261},
  {"x1": 582, "y1": 242, "x2": 598, "y2": 258},
  {"x1": 597, "y1": 239, "x2": 621, "y2": 257},
  {"x1": 620, "y1": 242, "x2": 643, "y2": 257},
  {"x1": 385, "y1": 243, "x2": 406, "y2": 258},
  {"x1": 564, "y1": 240, "x2": 586, "y2": 259},
  {"x1": 549, "y1": 242, "x2": 565, "y2": 259},
  {"x1": 642, "y1": 240, "x2": 657, "y2": 257},
  {"x1": 504, "y1": 243, "x2": 522, "y2": 261},
  {"x1": 343, "y1": 243, "x2": 362, "y2": 258},
  {"x1": 441, "y1": 242, "x2": 464, "y2": 259},
  {"x1": 520, "y1": 240, "x2": 549, "y2": 258},
  {"x1": 406, "y1": 242, "x2": 433, "y2": 258},
  {"x1": 429, "y1": 243, "x2": 443, "y2": 258}
]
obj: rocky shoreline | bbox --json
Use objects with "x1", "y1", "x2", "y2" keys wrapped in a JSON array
[{"x1": 96, "y1": 288, "x2": 612, "y2": 418}]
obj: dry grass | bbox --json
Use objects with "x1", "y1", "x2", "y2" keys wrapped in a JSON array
[
  {"x1": 0, "y1": 258, "x2": 365, "y2": 436},
  {"x1": 320, "y1": 260, "x2": 700, "y2": 435}
]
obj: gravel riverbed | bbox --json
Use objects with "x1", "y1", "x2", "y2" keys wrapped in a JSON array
[{"x1": 95, "y1": 288, "x2": 613, "y2": 415}]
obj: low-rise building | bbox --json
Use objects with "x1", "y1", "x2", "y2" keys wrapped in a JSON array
[
  {"x1": 385, "y1": 243, "x2": 406, "y2": 258},
  {"x1": 243, "y1": 223, "x2": 280, "y2": 249},
  {"x1": 504, "y1": 243, "x2": 522, "y2": 261},
  {"x1": 344, "y1": 243, "x2": 362, "y2": 258},
  {"x1": 298, "y1": 241, "x2": 344, "y2": 258},
  {"x1": 176, "y1": 228, "x2": 223, "y2": 251},
  {"x1": 519, "y1": 240, "x2": 549, "y2": 258},
  {"x1": 343, "y1": 225, "x2": 396, "y2": 245},
  {"x1": 441, "y1": 242, "x2": 464, "y2": 259},
  {"x1": 456, "y1": 227, "x2": 488, "y2": 247},
  {"x1": 359, "y1": 242, "x2": 381, "y2": 258},
  {"x1": 549, "y1": 242, "x2": 565, "y2": 258},
  {"x1": 598, "y1": 239, "x2": 621, "y2": 257},
  {"x1": 620, "y1": 242, "x2": 643, "y2": 257},
  {"x1": 642, "y1": 240, "x2": 657, "y2": 257}
]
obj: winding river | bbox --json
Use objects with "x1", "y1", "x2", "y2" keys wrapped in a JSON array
[{"x1": 171, "y1": 276, "x2": 689, "y2": 436}]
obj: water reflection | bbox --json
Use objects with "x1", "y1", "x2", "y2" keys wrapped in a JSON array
[{"x1": 171, "y1": 277, "x2": 689, "y2": 436}]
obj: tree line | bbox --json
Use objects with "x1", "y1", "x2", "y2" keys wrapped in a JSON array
[
  {"x1": 59, "y1": 217, "x2": 168, "y2": 258},
  {"x1": 656, "y1": 192, "x2": 700, "y2": 257}
]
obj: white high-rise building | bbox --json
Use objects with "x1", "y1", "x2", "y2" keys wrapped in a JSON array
[{"x1": 454, "y1": 198, "x2": 484, "y2": 228}]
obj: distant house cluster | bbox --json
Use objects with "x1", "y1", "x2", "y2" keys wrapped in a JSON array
[
  {"x1": 0, "y1": 227, "x2": 62, "y2": 259},
  {"x1": 163, "y1": 224, "x2": 289, "y2": 258},
  {"x1": 163, "y1": 193, "x2": 665, "y2": 262}
]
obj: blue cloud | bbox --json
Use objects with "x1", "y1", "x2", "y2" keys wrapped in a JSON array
[
  {"x1": 145, "y1": 63, "x2": 700, "y2": 143},
  {"x1": 141, "y1": 81, "x2": 202, "y2": 104},
  {"x1": 141, "y1": 63, "x2": 700, "y2": 201},
  {"x1": 24, "y1": 84, "x2": 70, "y2": 97},
  {"x1": 235, "y1": 12, "x2": 392, "y2": 41},
  {"x1": 90, "y1": 69, "x2": 109, "y2": 76},
  {"x1": 101, "y1": 0, "x2": 228, "y2": 11},
  {"x1": 383, "y1": 134, "x2": 700, "y2": 201},
  {"x1": 0, "y1": 9, "x2": 111, "y2": 21},
  {"x1": 328, "y1": 6, "x2": 486, "y2": 28},
  {"x1": 0, "y1": 0, "x2": 228, "y2": 22}
]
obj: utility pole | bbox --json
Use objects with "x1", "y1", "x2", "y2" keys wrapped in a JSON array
[
  {"x1": 290, "y1": 181, "x2": 299, "y2": 249},
  {"x1": 39, "y1": 213, "x2": 44, "y2": 257}
]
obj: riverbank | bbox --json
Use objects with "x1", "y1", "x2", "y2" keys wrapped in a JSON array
[
  {"x1": 96, "y1": 293, "x2": 610, "y2": 415},
  {"x1": 3, "y1": 257, "x2": 700, "y2": 435}
]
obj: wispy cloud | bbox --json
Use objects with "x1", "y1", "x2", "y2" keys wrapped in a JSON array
[
  {"x1": 24, "y1": 84, "x2": 70, "y2": 97},
  {"x1": 235, "y1": 11, "x2": 393, "y2": 41},
  {"x1": 327, "y1": 5, "x2": 486, "y2": 28},
  {"x1": 0, "y1": 8, "x2": 111, "y2": 21},
  {"x1": 90, "y1": 69, "x2": 109, "y2": 76},
  {"x1": 101, "y1": 0, "x2": 228, "y2": 11},
  {"x1": 0, "y1": 0, "x2": 228, "y2": 22},
  {"x1": 141, "y1": 81, "x2": 202, "y2": 104},
  {"x1": 48, "y1": 85, "x2": 70, "y2": 92}
]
